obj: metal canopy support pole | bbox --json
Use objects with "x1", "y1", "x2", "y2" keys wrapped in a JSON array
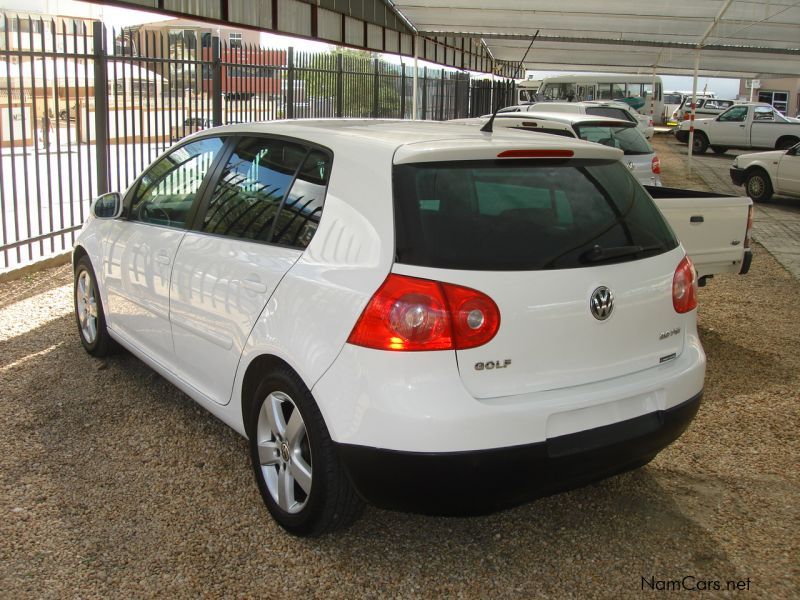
[
  {"x1": 650, "y1": 66, "x2": 656, "y2": 123},
  {"x1": 687, "y1": 49, "x2": 700, "y2": 165},
  {"x1": 412, "y1": 36, "x2": 419, "y2": 119}
]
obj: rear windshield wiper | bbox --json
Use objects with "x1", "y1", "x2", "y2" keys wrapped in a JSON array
[{"x1": 580, "y1": 244, "x2": 663, "y2": 264}]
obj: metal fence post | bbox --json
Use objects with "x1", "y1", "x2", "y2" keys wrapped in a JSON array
[
  {"x1": 335, "y1": 52, "x2": 343, "y2": 118},
  {"x1": 212, "y1": 36, "x2": 222, "y2": 126},
  {"x1": 438, "y1": 70, "x2": 445, "y2": 120},
  {"x1": 421, "y1": 67, "x2": 428, "y2": 120},
  {"x1": 287, "y1": 47, "x2": 295, "y2": 119},
  {"x1": 92, "y1": 22, "x2": 109, "y2": 195},
  {"x1": 400, "y1": 64, "x2": 406, "y2": 118},
  {"x1": 372, "y1": 58, "x2": 379, "y2": 118}
]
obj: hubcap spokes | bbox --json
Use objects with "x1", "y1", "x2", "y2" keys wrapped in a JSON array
[
  {"x1": 256, "y1": 391, "x2": 312, "y2": 514},
  {"x1": 76, "y1": 271, "x2": 98, "y2": 343}
]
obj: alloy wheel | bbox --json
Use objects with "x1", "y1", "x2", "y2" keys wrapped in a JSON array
[
  {"x1": 76, "y1": 269, "x2": 98, "y2": 344},
  {"x1": 256, "y1": 391, "x2": 313, "y2": 514}
]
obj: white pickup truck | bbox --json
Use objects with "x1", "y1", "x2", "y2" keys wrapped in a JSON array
[
  {"x1": 729, "y1": 142, "x2": 800, "y2": 202},
  {"x1": 646, "y1": 186, "x2": 753, "y2": 283},
  {"x1": 675, "y1": 103, "x2": 800, "y2": 155}
]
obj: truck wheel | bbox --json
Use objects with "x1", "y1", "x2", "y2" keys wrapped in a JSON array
[
  {"x1": 745, "y1": 169, "x2": 773, "y2": 203},
  {"x1": 692, "y1": 133, "x2": 709, "y2": 154},
  {"x1": 776, "y1": 136, "x2": 799, "y2": 150},
  {"x1": 711, "y1": 146, "x2": 728, "y2": 155}
]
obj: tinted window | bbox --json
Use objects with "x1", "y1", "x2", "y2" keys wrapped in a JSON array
[
  {"x1": 271, "y1": 149, "x2": 331, "y2": 248},
  {"x1": 585, "y1": 107, "x2": 635, "y2": 123},
  {"x1": 130, "y1": 137, "x2": 224, "y2": 228},
  {"x1": 201, "y1": 137, "x2": 307, "y2": 243},
  {"x1": 663, "y1": 93, "x2": 683, "y2": 104},
  {"x1": 718, "y1": 106, "x2": 748, "y2": 122},
  {"x1": 574, "y1": 124, "x2": 653, "y2": 155},
  {"x1": 393, "y1": 159, "x2": 677, "y2": 271}
]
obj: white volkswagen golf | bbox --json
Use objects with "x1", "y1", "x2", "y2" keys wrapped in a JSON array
[{"x1": 73, "y1": 120, "x2": 705, "y2": 536}]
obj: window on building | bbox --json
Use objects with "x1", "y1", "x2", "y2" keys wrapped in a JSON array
[
  {"x1": 229, "y1": 32, "x2": 242, "y2": 49},
  {"x1": 758, "y1": 90, "x2": 789, "y2": 115}
]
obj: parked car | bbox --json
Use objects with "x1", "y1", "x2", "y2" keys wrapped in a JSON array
[
  {"x1": 459, "y1": 112, "x2": 662, "y2": 186},
  {"x1": 672, "y1": 97, "x2": 735, "y2": 123},
  {"x1": 498, "y1": 101, "x2": 654, "y2": 138},
  {"x1": 170, "y1": 117, "x2": 212, "y2": 142},
  {"x1": 675, "y1": 103, "x2": 800, "y2": 154},
  {"x1": 74, "y1": 120, "x2": 710, "y2": 536},
  {"x1": 730, "y1": 142, "x2": 800, "y2": 202}
]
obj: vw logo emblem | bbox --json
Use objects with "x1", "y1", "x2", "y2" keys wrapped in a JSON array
[
  {"x1": 590, "y1": 286, "x2": 614, "y2": 321},
  {"x1": 626, "y1": 161, "x2": 635, "y2": 171}
]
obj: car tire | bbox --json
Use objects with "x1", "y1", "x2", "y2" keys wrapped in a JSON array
[
  {"x1": 247, "y1": 367, "x2": 364, "y2": 537},
  {"x1": 711, "y1": 146, "x2": 728, "y2": 155},
  {"x1": 692, "y1": 133, "x2": 709, "y2": 154},
  {"x1": 74, "y1": 255, "x2": 114, "y2": 357},
  {"x1": 745, "y1": 169, "x2": 773, "y2": 203}
]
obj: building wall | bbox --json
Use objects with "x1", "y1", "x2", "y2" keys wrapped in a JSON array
[{"x1": 739, "y1": 77, "x2": 800, "y2": 117}]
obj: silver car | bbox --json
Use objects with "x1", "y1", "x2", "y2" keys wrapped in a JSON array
[{"x1": 465, "y1": 112, "x2": 662, "y2": 186}]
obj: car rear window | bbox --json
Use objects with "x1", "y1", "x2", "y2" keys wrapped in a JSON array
[
  {"x1": 573, "y1": 124, "x2": 653, "y2": 155},
  {"x1": 393, "y1": 159, "x2": 678, "y2": 271},
  {"x1": 585, "y1": 107, "x2": 635, "y2": 123}
]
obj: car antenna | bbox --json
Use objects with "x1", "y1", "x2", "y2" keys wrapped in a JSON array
[{"x1": 481, "y1": 30, "x2": 539, "y2": 133}]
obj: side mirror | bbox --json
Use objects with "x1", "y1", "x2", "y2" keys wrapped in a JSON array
[{"x1": 91, "y1": 192, "x2": 123, "y2": 219}]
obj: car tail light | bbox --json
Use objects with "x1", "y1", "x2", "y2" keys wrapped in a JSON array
[
  {"x1": 651, "y1": 156, "x2": 661, "y2": 174},
  {"x1": 347, "y1": 274, "x2": 500, "y2": 351},
  {"x1": 672, "y1": 256, "x2": 698, "y2": 314},
  {"x1": 744, "y1": 204, "x2": 754, "y2": 248}
]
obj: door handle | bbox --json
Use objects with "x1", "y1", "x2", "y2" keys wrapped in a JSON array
[
  {"x1": 241, "y1": 278, "x2": 268, "y2": 294},
  {"x1": 690, "y1": 215, "x2": 704, "y2": 223},
  {"x1": 155, "y1": 250, "x2": 171, "y2": 265},
  {"x1": 739, "y1": 124, "x2": 745, "y2": 127}
]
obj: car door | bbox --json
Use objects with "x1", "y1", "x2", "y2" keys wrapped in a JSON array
[
  {"x1": 776, "y1": 145, "x2": 800, "y2": 194},
  {"x1": 169, "y1": 135, "x2": 332, "y2": 405},
  {"x1": 712, "y1": 105, "x2": 750, "y2": 146},
  {"x1": 102, "y1": 137, "x2": 226, "y2": 366}
]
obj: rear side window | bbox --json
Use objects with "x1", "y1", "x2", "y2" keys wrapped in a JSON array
[
  {"x1": 393, "y1": 159, "x2": 678, "y2": 271},
  {"x1": 200, "y1": 137, "x2": 330, "y2": 248}
]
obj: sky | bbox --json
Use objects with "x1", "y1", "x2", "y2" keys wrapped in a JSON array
[{"x1": 7, "y1": 0, "x2": 744, "y2": 98}]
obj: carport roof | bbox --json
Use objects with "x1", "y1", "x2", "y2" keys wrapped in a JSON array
[
  {"x1": 396, "y1": 0, "x2": 800, "y2": 77},
  {"x1": 99, "y1": 0, "x2": 800, "y2": 78}
]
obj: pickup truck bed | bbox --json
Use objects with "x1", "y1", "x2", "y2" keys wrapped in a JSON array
[{"x1": 645, "y1": 185, "x2": 753, "y2": 281}]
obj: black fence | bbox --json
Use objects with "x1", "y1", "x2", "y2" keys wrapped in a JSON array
[{"x1": 0, "y1": 15, "x2": 514, "y2": 271}]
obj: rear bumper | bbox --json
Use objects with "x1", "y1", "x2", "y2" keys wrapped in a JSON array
[
  {"x1": 730, "y1": 166, "x2": 747, "y2": 186},
  {"x1": 337, "y1": 391, "x2": 702, "y2": 515}
]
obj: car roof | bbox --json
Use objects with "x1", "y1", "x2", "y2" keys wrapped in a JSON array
[{"x1": 185, "y1": 119, "x2": 624, "y2": 163}]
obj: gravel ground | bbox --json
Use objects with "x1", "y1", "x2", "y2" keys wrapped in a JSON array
[{"x1": 2, "y1": 219, "x2": 799, "y2": 595}]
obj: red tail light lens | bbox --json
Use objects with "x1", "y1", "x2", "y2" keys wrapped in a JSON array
[
  {"x1": 651, "y1": 156, "x2": 661, "y2": 174},
  {"x1": 347, "y1": 274, "x2": 500, "y2": 351},
  {"x1": 672, "y1": 256, "x2": 698, "y2": 313}
]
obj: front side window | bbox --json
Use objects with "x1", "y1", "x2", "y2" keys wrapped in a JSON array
[
  {"x1": 129, "y1": 137, "x2": 224, "y2": 228},
  {"x1": 718, "y1": 106, "x2": 748, "y2": 122},
  {"x1": 393, "y1": 159, "x2": 677, "y2": 271}
]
